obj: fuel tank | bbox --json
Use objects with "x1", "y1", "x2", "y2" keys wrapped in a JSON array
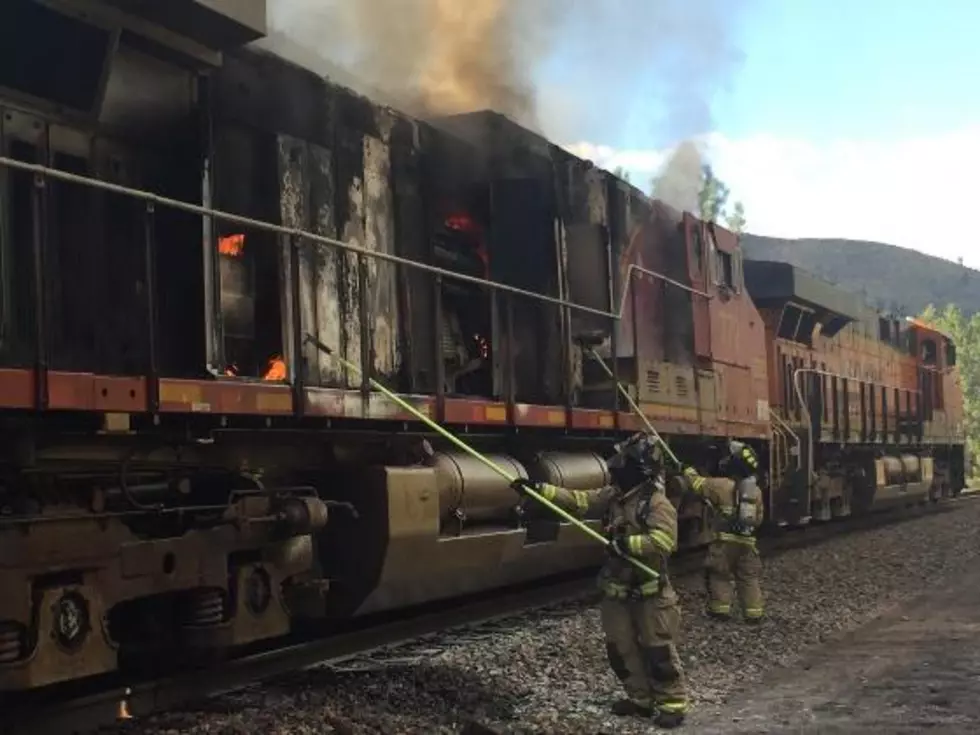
[
  {"x1": 432, "y1": 452, "x2": 527, "y2": 530},
  {"x1": 314, "y1": 452, "x2": 612, "y2": 618},
  {"x1": 878, "y1": 454, "x2": 923, "y2": 486},
  {"x1": 525, "y1": 450, "x2": 610, "y2": 489},
  {"x1": 873, "y1": 453, "x2": 930, "y2": 506}
]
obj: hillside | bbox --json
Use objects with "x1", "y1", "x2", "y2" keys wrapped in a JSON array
[{"x1": 740, "y1": 234, "x2": 980, "y2": 317}]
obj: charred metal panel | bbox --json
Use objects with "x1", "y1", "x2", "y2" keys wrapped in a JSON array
[
  {"x1": 274, "y1": 104, "x2": 401, "y2": 388},
  {"x1": 99, "y1": 45, "x2": 194, "y2": 142},
  {"x1": 559, "y1": 158, "x2": 611, "y2": 406},
  {"x1": 212, "y1": 122, "x2": 280, "y2": 375},
  {"x1": 0, "y1": 0, "x2": 117, "y2": 117},
  {"x1": 215, "y1": 47, "x2": 341, "y2": 381},
  {"x1": 490, "y1": 177, "x2": 561, "y2": 404},
  {"x1": 433, "y1": 111, "x2": 553, "y2": 180},
  {"x1": 1, "y1": 108, "x2": 48, "y2": 366},
  {"x1": 2, "y1": 108, "x2": 151, "y2": 375},
  {"x1": 334, "y1": 119, "x2": 366, "y2": 388},
  {"x1": 390, "y1": 117, "x2": 434, "y2": 392},
  {"x1": 275, "y1": 135, "x2": 345, "y2": 388},
  {"x1": 47, "y1": 127, "x2": 97, "y2": 372},
  {"x1": 90, "y1": 137, "x2": 149, "y2": 375},
  {"x1": 214, "y1": 49, "x2": 332, "y2": 147},
  {"x1": 218, "y1": 245, "x2": 254, "y2": 340},
  {"x1": 276, "y1": 135, "x2": 317, "y2": 383},
  {"x1": 431, "y1": 110, "x2": 564, "y2": 405},
  {"x1": 363, "y1": 126, "x2": 399, "y2": 378},
  {"x1": 685, "y1": 214, "x2": 712, "y2": 360},
  {"x1": 308, "y1": 144, "x2": 342, "y2": 386},
  {"x1": 611, "y1": 187, "x2": 664, "y2": 362},
  {"x1": 656, "y1": 203, "x2": 694, "y2": 365},
  {"x1": 101, "y1": 0, "x2": 267, "y2": 49},
  {"x1": 563, "y1": 163, "x2": 610, "y2": 318},
  {"x1": 606, "y1": 178, "x2": 630, "y2": 364}
]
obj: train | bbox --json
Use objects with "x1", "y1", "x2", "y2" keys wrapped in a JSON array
[{"x1": 0, "y1": 0, "x2": 965, "y2": 694}]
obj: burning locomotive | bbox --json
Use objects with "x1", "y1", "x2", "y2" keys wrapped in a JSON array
[{"x1": 0, "y1": 0, "x2": 965, "y2": 694}]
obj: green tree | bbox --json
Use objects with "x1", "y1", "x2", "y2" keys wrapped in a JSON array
[
  {"x1": 725, "y1": 200, "x2": 747, "y2": 234},
  {"x1": 699, "y1": 164, "x2": 729, "y2": 223},
  {"x1": 649, "y1": 157, "x2": 746, "y2": 229},
  {"x1": 919, "y1": 303, "x2": 980, "y2": 478}
]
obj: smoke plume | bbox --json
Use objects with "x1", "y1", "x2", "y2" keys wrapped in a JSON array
[
  {"x1": 260, "y1": 0, "x2": 747, "y2": 151},
  {"x1": 262, "y1": 0, "x2": 557, "y2": 130},
  {"x1": 650, "y1": 140, "x2": 705, "y2": 214}
]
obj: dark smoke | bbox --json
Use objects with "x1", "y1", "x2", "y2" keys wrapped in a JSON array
[
  {"x1": 260, "y1": 0, "x2": 748, "y2": 149},
  {"x1": 261, "y1": 0, "x2": 559, "y2": 130}
]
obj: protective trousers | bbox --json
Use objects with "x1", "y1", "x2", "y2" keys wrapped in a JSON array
[
  {"x1": 601, "y1": 584, "x2": 688, "y2": 715},
  {"x1": 704, "y1": 539, "x2": 764, "y2": 620}
]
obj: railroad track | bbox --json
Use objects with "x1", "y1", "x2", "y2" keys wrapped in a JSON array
[{"x1": 7, "y1": 493, "x2": 977, "y2": 735}]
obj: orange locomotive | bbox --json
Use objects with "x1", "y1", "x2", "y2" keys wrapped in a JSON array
[{"x1": 0, "y1": 0, "x2": 964, "y2": 695}]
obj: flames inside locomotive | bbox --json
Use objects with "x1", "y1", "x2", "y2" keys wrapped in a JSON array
[{"x1": 433, "y1": 209, "x2": 493, "y2": 397}]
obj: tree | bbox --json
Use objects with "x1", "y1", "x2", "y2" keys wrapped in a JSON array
[
  {"x1": 648, "y1": 156, "x2": 746, "y2": 230},
  {"x1": 725, "y1": 200, "x2": 747, "y2": 234},
  {"x1": 699, "y1": 164, "x2": 729, "y2": 224},
  {"x1": 919, "y1": 303, "x2": 980, "y2": 479}
]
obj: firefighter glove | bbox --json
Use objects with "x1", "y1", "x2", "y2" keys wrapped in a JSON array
[
  {"x1": 607, "y1": 534, "x2": 631, "y2": 559},
  {"x1": 510, "y1": 478, "x2": 536, "y2": 498}
]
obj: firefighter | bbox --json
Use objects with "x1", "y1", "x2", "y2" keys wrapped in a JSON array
[
  {"x1": 675, "y1": 440, "x2": 765, "y2": 623},
  {"x1": 511, "y1": 433, "x2": 688, "y2": 728}
]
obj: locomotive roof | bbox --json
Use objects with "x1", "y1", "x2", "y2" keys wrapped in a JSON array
[{"x1": 744, "y1": 259, "x2": 866, "y2": 336}]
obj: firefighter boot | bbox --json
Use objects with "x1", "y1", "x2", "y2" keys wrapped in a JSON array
[
  {"x1": 654, "y1": 709, "x2": 686, "y2": 729},
  {"x1": 610, "y1": 699, "x2": 653, "y2": 717}
]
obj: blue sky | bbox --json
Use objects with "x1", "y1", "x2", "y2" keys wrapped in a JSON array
[
  {"x1": 563, "y1": 0, "x2": 980, "y2": 267},
  {"x1": 716, "y1": 0, "x2": 979, "y2": 142}
]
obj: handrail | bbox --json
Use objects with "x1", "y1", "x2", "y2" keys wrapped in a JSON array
[
  {"x1": 0, "y1": 155, "x2": 707, "y2": 323},
  {"x1": 768, "y1": 407, "x2": 801, "y2": 471},
  {"x1": 791, "y1": 367, "x2": 922, "y2": 503},
  {"x1": 616, "y1": 264, "x2": 712, "y2": 323}
]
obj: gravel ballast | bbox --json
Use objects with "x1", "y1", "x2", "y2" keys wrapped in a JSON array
[{"x1": 112, "y1": 499, "x2": 980, "y2": 734}]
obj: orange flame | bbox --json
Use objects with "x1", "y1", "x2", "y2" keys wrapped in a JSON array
[
  {"x1": 219, "y1": 234, "x2": 245, "y2": 257},
  {"x1": 445, "y1": 213, "x2": 489, "y2": 275},
  {"x1": 263, "y1": 355, "x2": 287, "y2": 381}
]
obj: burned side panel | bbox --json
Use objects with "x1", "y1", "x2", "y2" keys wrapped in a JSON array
[
  {"x1": 215, "y1": 49, "x2": 330, "y2": 148},
  {"x1": 657, "y1": 204, "x2": 695, "y2": 365},
  {"x1": 559, "y1": 158, "x2": 612, "y2": 407},
  {"x1": 611, "y1": 189, "x2": 664, "y2": 362},
  {"x1": 391, "y1": 118, "x2": 433, "y2": 393},
  {"x1": 363, "y1": 126, "x2": 399, "y2": 378},
  {"x1": 433, "y1": 111, "x2": 565, "y2": 405},
  {"x1": 685, "y1": 213, "x2": 712, "y2": 360},
  {"x1": 334, "y1": 124, "x2": 366, "y2": 388},
  {"x1": 276, "y1": 135, "x2": 318, "y2": 384},
  {"x1": 276, "y1": 126, "x2": 401, "y2": 388},
  {"x1": 309, "y1": 144, "x2": 341, "y2": 385}
]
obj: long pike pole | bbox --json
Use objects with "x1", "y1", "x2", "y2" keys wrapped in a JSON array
[
  {"x1": 304, "y1": 334, "x2": 659, "y2": 582},
  {"x1": 577, "y1": 341, "x2": 681, "y2": 470}
]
